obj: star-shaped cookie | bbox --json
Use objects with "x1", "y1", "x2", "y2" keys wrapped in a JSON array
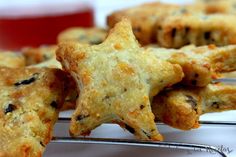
[
  {"x1": 145, "y1": 44, "x2": 236, "y2": 87},
  {"x1": 57, "y1": 19, "x2": 184, "y2": 140}
]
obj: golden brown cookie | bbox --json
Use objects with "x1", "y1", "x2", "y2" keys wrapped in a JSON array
[
  {"x1": 145, "y1": 44, "x2": 236, "y2": 86},
  {"x1": 30, "y1": 58, "x2": 77, "y2": 111},
  {"x1": 152, "y1": 83, "x2": 236, "y2": 130},
  {"x1": 145, "y1": 46, "x2": 212, "y2": 87},
  {"x1": 0, "y1": 67, "x2": 66, "y2": 157},
  {"x1": 177, "y1": 44, "x2": 236, "y2": 73},
  {"x1": 196, "y1": 0, "x2": 236, "y2": 14},
  {"x1": 57, "y1": 27, "x2": 107, "y2": 45},
  {"x1": 30, "y1": 57, "x2": 78, "y2": 112},
  {"x1": 201, "y1": 45, "x2": 236, "y2": 72},
  {"x1": 107, "y1": 2, "x2": 201, "y2": 45},
  {"x1": 57, "y1": 19, "x2": 184, "y2": 141},
  {"x1": 152, "y1": 86, "x2": 201, "y2": 130},
  {"x1": 22, "y1": 45, "x2": 57, "y2": 65},
  {"x1": 156, "y1": 14, "x2": 236, "y2": 48},
  {"x1": 202, "y1": 83, "x2": 236, "y2": 113},
  {"x1": 0, "y1": 51, "x2": 25, "y2": 68}
]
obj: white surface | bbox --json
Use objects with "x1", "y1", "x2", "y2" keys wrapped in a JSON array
[
  {"x1": 45, "y1": 0, "x2": 236, "y2": 156},
  {"x1": 0, "y1": 0, "x2": 93, "y2": 17}
]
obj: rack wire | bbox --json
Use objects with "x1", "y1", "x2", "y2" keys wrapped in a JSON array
[
  {"x1": 51, "y1": 117, "x2": 236, "y2": 157},
  {"x1": 51, "y1": 78, "x2": 236, "y2": 157}
]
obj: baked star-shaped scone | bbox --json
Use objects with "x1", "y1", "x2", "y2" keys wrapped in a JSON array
[
  {"x1": 107, "y1": 2, "x2": 202, "y2": 45},
  {"x1": 152, "y1": 83, "x2": 236, "y2": 130},
  {"x1": 145, "y1": 47, "x2": 212, "y2": 87},
  {"x1": 156, "y1": 14, "x2": 236, "y2": 48},
  {"x1": 57, "y1": 19, "x2": 183, "y2": 141},
  {"x1": 192, "y1": 45, "x2": 236, "y2": 73},
  {"x1": 0, "y1": 67, "x2": 66, "y2": 157},
  {"x1": 145, "y1": 44, "x2": 236, "y2": 87},
  {"x1": 57, "y1": 27, "x2": 107, "y2": 45}
]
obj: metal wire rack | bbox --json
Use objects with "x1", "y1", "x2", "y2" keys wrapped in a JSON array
[
  {"x1": 51, "y1": 117, "x2": 236, "y2": 157},
  {"x1": 51, "y1": 78, "x2": 236, "y2": 157}
]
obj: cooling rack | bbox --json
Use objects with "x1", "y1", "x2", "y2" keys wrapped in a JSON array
[
  {"x1": 50, "y1": 117, "x2": 236, "y2": 157},
  {"x1": 50, "y1": 78, "x2": 236, "y2": 157}
]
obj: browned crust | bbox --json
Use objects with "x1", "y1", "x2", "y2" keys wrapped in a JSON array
[
  {"x1": 156, "y1": 14, "x2": 236, "y2": 48},
  {"x1": 0, "y1": 67, "x2": 67, "y2": 157},
  {"x1": 107, "y1": 2, "x2": 201, "y2": 45},
  {"x1": 152, "y1": 83, "x2": 236, "y2": 130},
  {"x1": 57, "y1": 19, "x2": 184, "y2": 141},
  {"x1": 22, "y1": 45, "x2": 57, "y2": 66}
]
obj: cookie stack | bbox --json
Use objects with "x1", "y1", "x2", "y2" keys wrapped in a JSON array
[{"x1": 1, "y1": 1, "x2": 236, "y2": 156}]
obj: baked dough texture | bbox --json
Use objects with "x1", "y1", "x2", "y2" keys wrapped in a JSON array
[
  {"x1": 196, "y1": 0, "x2": 236, "y2": 14},
  {"x1": 57, "y1": 27, "x2": 107, "y2": 45},
  {"x1": 107, "y1": 2, "x2": 201, "y2": 45},
  {"x1": 145, "y1": 44, "x2": 236, "y2": 86},
  {"x1": 22, "y1": 45, "x2": 57, "y2": 66},
  {"x1": 152, "y1": 83, "x2": 236, "y2": 130},
  {"x1": 0, "y1": 51, "x2": 25, "y2": 68},
  {"x1": 0, "y1": 67, "x2": 66, "y2": 157},
  {"x1": 156, "y1": 14, "x2": 236, "y2": 48},
  {"x1": 57, "y1": 19, "x2": 184, "y2": 141}
]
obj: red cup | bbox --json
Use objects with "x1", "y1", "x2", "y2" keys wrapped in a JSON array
[{"x1": 0, "y1": 1, "x2": 94, "y2": 50}]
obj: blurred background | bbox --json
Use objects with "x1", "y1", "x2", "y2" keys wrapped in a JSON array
[{"x1": 0, "y1": 0, "x2": 192, "y2": 50}]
